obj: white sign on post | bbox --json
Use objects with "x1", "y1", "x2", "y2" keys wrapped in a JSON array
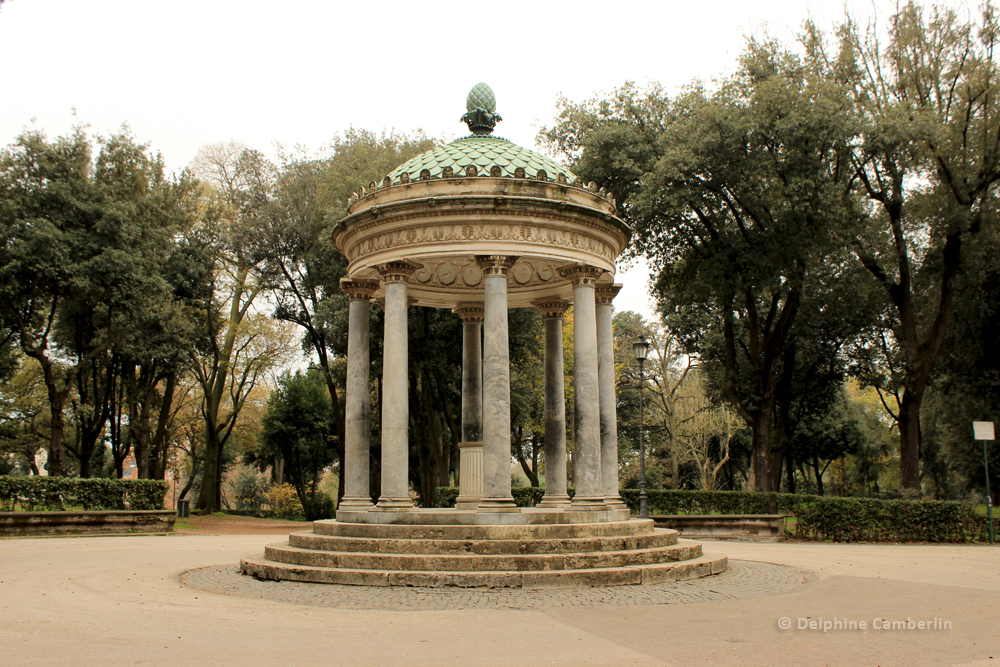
[{"x1": 973, "y1": 421, "x2": 995, "y2": 441}]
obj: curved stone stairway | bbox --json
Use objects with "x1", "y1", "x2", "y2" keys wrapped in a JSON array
[{"x1": 241, "y1": 518, "x2": 727, "y2": 589}]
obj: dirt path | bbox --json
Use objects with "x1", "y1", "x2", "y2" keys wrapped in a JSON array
[{"x1": 173, "y1": 514, "x2": 311, "y2": 535}]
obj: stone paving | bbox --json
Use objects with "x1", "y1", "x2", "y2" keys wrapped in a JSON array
[{"x1": 181, "y1": 558, "x2": 815, "y2": 610}]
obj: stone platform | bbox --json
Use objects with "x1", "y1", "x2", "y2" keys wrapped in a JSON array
[{"x1": 241, "y1": 512, "x2": 727, "y2": 589}]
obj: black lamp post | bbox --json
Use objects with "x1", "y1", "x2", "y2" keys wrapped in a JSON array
[{"x1": 633, "y1": 335, "x2": 650, "y2": 519}]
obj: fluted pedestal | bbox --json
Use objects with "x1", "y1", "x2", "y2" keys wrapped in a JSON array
[{"x1": 455, "y1": 441, "x2": 484, "y2": 509}]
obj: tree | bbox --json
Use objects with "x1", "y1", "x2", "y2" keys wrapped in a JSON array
[
  {"x1": 543, "y1": 41, "x2": 858, "y2": 491},
  {"x1": 259, "y1": 129, "x2": 436, "y2": 503},
  {"x1": 187, "y1": 141, "x2": 291, "y2": 510},
  {"x1": 0, "y1": 356, "x2": 50, "y2": 474},
  {"x1": 0, "y1": 128, "x2": 194, "y2": 476},
  {"x1": 807, "y1": 2, "x2": 1000, "y2": 495},
  {"x1": 259, "y1": 370, "x2": 336, "y2": 520},
  {"x1": 509, "y1": 308, "x2": 545, "y2": 488}
]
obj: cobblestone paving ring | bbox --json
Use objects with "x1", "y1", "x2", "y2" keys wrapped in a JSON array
[{"x1": 180, "y1": 560, "x2": 816, "y2": 610}]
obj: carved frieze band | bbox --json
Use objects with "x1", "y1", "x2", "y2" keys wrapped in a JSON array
[
  {"x1": 453, "y1": 303, "x2": 485, "y2": 323},
  {"x1": 532, "y1": 299, "x2": 570, "y2": 319},
  {"x1": 595, "y1": 284, "x2": 624, "y2": 304},
  {"x1": 346, "y1": 224, "x2": 617, "y2": 264},
  {"x1": 340, "y1": 278, "x2": 380, "y2": 301},
  {"x1": 474, "y1": 255, "x2": 519, "y2": 276},
  {"x1": 559, "y1": 265, "x2": 604, "y2": 286},
  {"x1": 375, "y1": 260, "x2": 420, "y2": 283}
]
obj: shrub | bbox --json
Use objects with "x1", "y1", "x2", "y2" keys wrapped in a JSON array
[
  {"x1": 230, "y1": 467, "x2": 270, "y2": 513},
  {"x1": 303, "y1": 492, "x2": 335, "y2": 521},
  {"x1": 265, "y1": 483, "x2": 304, "y2": 520},
  {"x1": 792, "y1": 497, "x2": 987, "y2": 543},
  {"x1": 435, "y1": 486, "x2": 573, "y2": 509},
  {"x1": 0, "y1": 476, "x2": 168, "y2": 512},
  {"x1": 436, "y1": 485, "x2": 990, "y2": 543}
]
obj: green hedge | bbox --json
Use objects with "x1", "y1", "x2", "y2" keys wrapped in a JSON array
[
  {"x1": 618, "y1": 489, "x2": 815, "y2": 515},
  {"x1": 792, "y1": 497, "x2": 987, "y2": 543},
  {"x1": 436, "y1": 486, "x2": 572, "y2": 508},
  {"x1": 0, "y1": 476, "x2": 168, "y2": 512},
  {"x1": 436, "y1": 486, "x2": 991, "y2": 543}
]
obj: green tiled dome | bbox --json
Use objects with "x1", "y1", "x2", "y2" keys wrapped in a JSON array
[{"x1": 383, "y1": 135, "x2": 577, "y2": 185}]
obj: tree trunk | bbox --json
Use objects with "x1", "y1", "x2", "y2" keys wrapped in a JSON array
[
  {"x1": 513, "y1": 429, "x2": 540, "y2": 487},
  {"x1": 32, "y1": 354, "x2": 70, "y2": 477},
  {"x1": 148, "y1": 370, "x2": 177, "y2": 480},
  {"x1": 897, "y1": 389, "x2": 922, "y2": 498},
  {"x1": 748, "y1": 397, "x2": 780, "y2": 493},
  {"x1": 197, "y1": 427, "x2": 223, "y2": 512},
  {"x1": 812, "y1": 457, "x2": 825, "y2": 496}
]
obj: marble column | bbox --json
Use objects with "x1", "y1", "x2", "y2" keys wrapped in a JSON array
[
  {"x1": 454, "y1": 303, "x2": 484, "y2": 509},
  {"x1": 533, "y1": 299, "x2": 571, "y2": 508},
  {"x1": 455, "y1": 304, "x2": 484, "y2": 443},
  {"x1": 375, "y1": 261, "x2": 417, "y2": 510},
  {"x1": 596, "y1": 284, "x2": 625, "y2": 509},
  {"x1": 561, "y1": 265, "x2": 605, "y2": 509},
  {"x1": 338, "y1": 278, "x2": 380, "y2": 511},
  {"x1": 476, "y1": 255, "x2": 519, "y2": 512}
]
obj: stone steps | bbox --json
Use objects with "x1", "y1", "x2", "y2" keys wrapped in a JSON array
[
  {"x1": 287, "y1": 528, "x2": 677, "y2": 555},
  {"x1": 241, "y1": 552, "x2": 728, "y2": 589},
  {"x1": 264, "y1": 540, "x2": 700, "y2": 572},
  {"x1": 311, "y1": 518, "x2": 653, "y2": 540},
  {"x1": 240, "y1": 517, "x2": 726, "y2": 589}
]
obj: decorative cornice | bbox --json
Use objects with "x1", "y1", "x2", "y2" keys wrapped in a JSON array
[
  {"x1": 595, "y1": 284, "x2": 624, "y2": 304},
  {"x1": 532, "y1": 299, "x2": 570, "y2": 319},
  {"x1": 340, "y1": 278, "x2": 380, "y2": 301},
  {"x1": 559, "y1": 265, "x2": 604, "y2": 286},
  {"x1": 376, "y1": 260, "x2": 421, "y2": 282},
  {"x1": 475, "y1": 255, "x2": 519, "y2": 276},
  {"x1": 453, "y1": 303, "x2": 485, "y2": 323}
]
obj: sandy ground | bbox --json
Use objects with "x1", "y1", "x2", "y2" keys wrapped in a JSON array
[
  {"x1": 172, "y1": 513, "x2": 312, "y2": 535},
  {"x1": 1, "y1": 517, "x2": 997, "y2": 667}
]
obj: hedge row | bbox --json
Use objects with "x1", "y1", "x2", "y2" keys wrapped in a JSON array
[
  {"x1": 436, "y1": 486, "x2": 563, "y2": 508},
  {"x1": 435, "y1": 486, "x2": 991, "y2": 543},
  {"x1": 791, "y1": 497, "x2": 987, "y2": 543},
  {"x1": 0, "y1": 476, "x2": 168, "y2": 512}
]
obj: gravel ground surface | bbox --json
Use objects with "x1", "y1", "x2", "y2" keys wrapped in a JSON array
[{"x1": 183, "y1": 559, "x2": 815, "y2": 610}]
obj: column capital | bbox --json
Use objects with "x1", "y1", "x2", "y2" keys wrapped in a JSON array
[
  {"x1": 340, "y1": 278, "x2": 380, "y2": 301},
  {"x1": 532, "y1": 298, "x2": 570, "y2": 319},
  {"x1": 595, "y1": 283, "x2": 624, "y2": 305},
  {"x1": 376, "y1": 260, "x2": 421, "y2": 283},
  {"x1": 559, "y1": 264, "x2": 604, "y2": 286},
  {"x1": 454, "y1": 303, "x2": 485, "y2": 323},
  {"x1": 475, "y1": 255, "x2": 519, "y2": 276}
]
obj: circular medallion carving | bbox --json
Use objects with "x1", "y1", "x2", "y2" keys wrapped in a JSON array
[
  {"x1": 512, "y1": 263, "x2": 533, "y2": 285},
  {"x1": 414, "y1": 268, "x2": 433, "y2": 283},
  {"x1": 437, "y1": 264, "x2": 457, "y2": 285},
  {"x1": 462, "y1": 264, "x2": 484, "y2": 286},
  {"x1": 536, "y1": 263, "x2": 555, "y2": 281}
]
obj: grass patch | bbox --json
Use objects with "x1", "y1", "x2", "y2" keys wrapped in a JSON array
[{"x1": 174, "y1": 521, "x2": 198, "y2": 530}]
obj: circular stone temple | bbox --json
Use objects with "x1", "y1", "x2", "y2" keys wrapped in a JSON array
[{"x1": 241, "y1": 84, "x2": 726, "y2": 588}]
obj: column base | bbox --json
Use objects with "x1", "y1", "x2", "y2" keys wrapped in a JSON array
[
  {"x1": 603, "y1": 494, "x2": 628, "y2": 511},
  {"x1": 337, "y1": 497, "x2": 374, "y2": 511},
  {"x1": 570, "y1": 496, "x2": 608, "y2": 511},
  {"x1": 455, "y1": 495, "x2": 482, "y2": 510},
  {"x1": 477, "y1": 497, "x2": 520, "y2": 513},
  {"x1": 536, "y1": 494, "x2": 571, "y2": 508},
  {"x1": 375, "y1": 497, "x2": 414, "y2": 511}
]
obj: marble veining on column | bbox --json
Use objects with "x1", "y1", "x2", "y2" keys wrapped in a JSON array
[
  {"x1": 596, "y1": 284, "x2": 625, "y2": 509},
  {"x1": 338, "y1": 279, "x2": 380, "y2": 512}
]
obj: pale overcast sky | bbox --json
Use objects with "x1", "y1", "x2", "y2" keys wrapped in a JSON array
[{"x1": 0, "y1": 0, "x2": 944, "y2": 319}]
